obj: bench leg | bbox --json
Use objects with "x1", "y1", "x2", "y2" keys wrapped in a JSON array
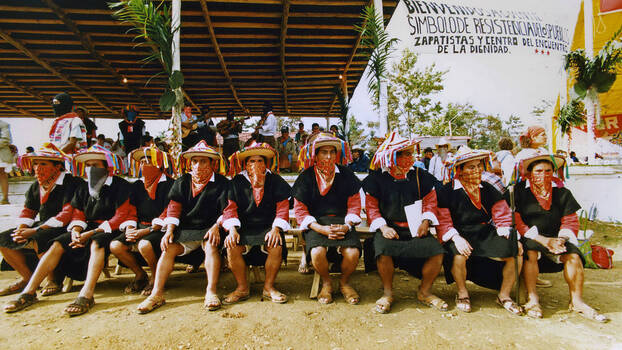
[
  {"x1": 114, "y1": 264, "x2": 124, "y2": 275},
  {"x1": 309, "y1": 271, "x2": 320, "y2": 299}
]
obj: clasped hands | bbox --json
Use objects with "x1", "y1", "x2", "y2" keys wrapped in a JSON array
[
  {"x1": 11, "y1": 227, "x2": 37, "y2": 244},
  {"x1": 311, "y1": 222, "x2": 350, "y2": 240},
  {"x1": 69, "y1": 228, "x2": 102, "y2": 248},
  {"x1": 380, "y1": 220, "x2": 431, "y2": 240}
]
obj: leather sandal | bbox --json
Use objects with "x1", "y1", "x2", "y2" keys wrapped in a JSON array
[
  {"x1": 317, "y1": 284, "x2": 333, "y2": 304},
  {"x1": 497, "y1": 297, "x2": 523, "y2": 316},
  {"x1": 223, "y1": 290, "x2": 250, "y2": 305},
  {"x1": 204, "y1": 294, "x2": 221, "y2": 311},
  {"x1": 64, "y1": 296, "x2": 95, "y2": 317},
  {"x1": 569, "y1": 303, "x2": 610, "y2": 323},
  {"x1": 137, "y1": 295, "x2": 166, "y2": 314},
  {"x1": 418, "y1": 294, "x2": 449, "y2": 311},
  {"x1": 523, "y1": 300, "x2": 543, "y2": 319},
  {"x1": 124, "y1": 276, "x2": 148, "y2": 294},
  {"x1": 262, "y1": 289, "x2": 288, "y2": 304},
  {"x1": 339, "y1": 284, "x2": 360, "y2": 305},
  {"x1": 455, "y1": 295, "x2": 471, "y2": 313},
  {"x1": 4, "y1": 293, "x2": 37, "y2": 313},
  {"x1": 40, "y1": 282, "x2": 61, "y2": 297},
  {"x1": 374, "y1": 295, "x2": 394, "y2": 314},
  {"x1": 0, "y1": 280, "x2": 27, "y2": 296}
]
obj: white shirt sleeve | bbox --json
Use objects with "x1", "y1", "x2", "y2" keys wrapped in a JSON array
[
  {"x1": 260, "y1": 114, "x2": 277, "y2": 136},
  {"x1": 69, "y1": 118, "x2": 85, "y2": 140}
]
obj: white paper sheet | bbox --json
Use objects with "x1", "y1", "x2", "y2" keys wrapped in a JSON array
[{"x1": 404, "y1": 200, "x2": 423, "y2": 238}]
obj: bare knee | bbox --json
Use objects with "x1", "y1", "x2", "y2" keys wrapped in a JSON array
[
  {"x1": 109, "y1": 240, "x2": 126, "y2": 255},
  {"x1": 453, "y1": 255, "x2": 467, "y2": 267},
  {"x1": 266, "y1": 245, "x2": 282, "y2": 257},
  {"x1": 563, "y1": 253, "x2": 583, "y2": 269},
  {"x1": 341, "y1": 247, "x2": 360, "y2": 260},
  {"x1": 310, "y1": 247, "x2": 327, "y2": 262},
  {"x1": 137, "y1": 240, "x2": 152, "y2": 253},
  {"x1": 227, "y1": 245, "x2": 245, "y2": 258}
]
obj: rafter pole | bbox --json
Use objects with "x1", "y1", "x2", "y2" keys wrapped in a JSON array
[
  {"x1": 0, "y1": 72, "x2": 50, "y2": 104},
  {"x1": 41, "y1": 0, "x2": 160, "y2": 117},
  {"x1": 199, "y1": 0, "x2": 249, "y2": 115},
  {"x1": 0, "y1": 100, "x2": 42, "y2": 119},
  {"x1": 0, "y1": 28, "x2": 118, "y2": 116},
  {"x1": 280, "y1": 0, "x2": 290, "y2": 115},
  {"x1": 325, "y1": 0, "x2": 373, "y2": 116}
]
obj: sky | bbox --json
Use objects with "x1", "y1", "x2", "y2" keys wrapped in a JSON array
[{"x1": 1, "y1": 0, "x2": 582, "y2": 155}]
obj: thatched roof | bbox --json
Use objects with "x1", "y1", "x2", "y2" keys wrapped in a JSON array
[{"x1": 0, "y1": 0, "x2": 397, "y2": 120}]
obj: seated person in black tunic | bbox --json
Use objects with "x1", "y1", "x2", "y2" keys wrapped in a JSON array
[
  {"x1": 221, "y1": 142, "x2": 291, "y2": 304},
  {"x1": 109, "y1": 146, "x2": 175, "y2": 296},
  {"x1": 436, "y1": 146, "x2": 522, "y2": 315},
  {"x1": 0, "y1": 143, "x2": 80, "y2": 297},
  {"x1": 5, "y1": 145, "x2": 135, "y2": 316},
  {"x1": 292, "y1": 133, "x2": 362, "y2": 305},
  {"x1": 514, "y1": 150, "x2": 608, "y2": 322},
  {"x1": 137, "y1": 141, "x2": 228, "y2": 314},
  {"x1": 363, "y1": 132, "x2": 447, "y2": 313}
]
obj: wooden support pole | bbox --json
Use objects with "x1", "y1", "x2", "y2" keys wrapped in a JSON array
[{"x1": 280, "y1": 0, "x2": 290, "y2": 115}]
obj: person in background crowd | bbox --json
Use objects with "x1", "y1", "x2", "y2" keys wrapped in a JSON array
[
  {"x1": 423, "y1": 147, "x2": 434, "y2": 170},
  {"x1": 276, "y1": 126, "x2": 297, "y2": 173},
  {"x1": 310, "y1": 123, "x2": 320, "y2": 137},
  {"x1": 197, "y1": 106, "x2": 217, "y2": 147},
  {"x1": 48, "y1": 92, "x2": 87, "y2": 154},
  {"x1": 348, "y1": 148, "x2": 370, "y2": 173},
  {"x1": 413, "y1": 154, "x2": 426, "y2": 170},
  {"x1": 496, "y1": 137, "x2": 515, "y2": 187},
  {"x1": 118, "y1": 105, "x2": 145, "y2": 154},
  {"x1": 294, "y1": 122, "x2": 308, "y2": 150},
  {"x1": 570, "y1": 151, "x2": 580, "y2": 164},
  {"x1": 26, "y1": 146, "x2": 35, "y2": 155},
  {"x1": 74, "y1": 106, "x2": 97, "y2": 147},
  {"x1": 142, "y1": 135, "x2": 154, "y2": 147},
  {"x1": 0, "y1": 121, "x2": 13, "y2": 204},
  {"x1": 428, "y1": 137, "x2": 451, "y2": 182},
  {"x1": 257, "y1": 101, "x2": 277, "y2": 148},
  {"x1": 217, "y1": 108, "x2": 243, "y2": 159},
  {"x1": 329, "y1": 125, "x2": 345, "y2": 140}
]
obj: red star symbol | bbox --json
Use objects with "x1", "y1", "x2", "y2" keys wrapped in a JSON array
[
  {"x1": 535, "y1": 49, "x2": 539, "y2": 54},
  {"x1": 547, "y1": 51, "x2": 550, "y2": 55}
]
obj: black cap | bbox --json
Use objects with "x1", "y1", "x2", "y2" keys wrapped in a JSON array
[{"x1": 281, "y1": 126, "x2": 289, "y2": 133}]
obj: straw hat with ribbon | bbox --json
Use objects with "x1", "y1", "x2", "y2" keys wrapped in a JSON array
[
  {"x1": 18, "y1": 142, "x2": 70, "y2": 172},
  {"x1": 447, "y1": 145, "x2": 493, "y2": 180},
  {"x1": 178, "y1": 140, "x2": 226, "y2": 175},
  {"x1": 514, "y1": 148, "x2": 566, "y2": 183},
  {"x1": 297, "y1": 132, "x2": 351, "y2": 170},
  {"x1": 227, "y1": 141, "x2": 277, "y2": 176},
  {"x1": 128, "y1": 146, "x2": 176, "y2": 177},
  {"x1": 370, "y1": 131, "x2": 420, "y2": 171},
  {"x1": 72, "y1": 144, "x2": 127, "y2": 176}
]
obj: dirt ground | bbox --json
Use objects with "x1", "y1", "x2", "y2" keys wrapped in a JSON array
[{"x1": 1, "y1": 245, "x2": 621, "y2": 350}]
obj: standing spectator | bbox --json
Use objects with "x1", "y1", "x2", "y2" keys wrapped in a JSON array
[
  {"x1": 181, "y1": 106, "x2": 200, "y2": 150},
  {"x1": 217, "y1": 108, "x2": 242, "y2": 159},
  {"x1": 570, "y1": 151, "x2": 580, "y2": 164},
  {"x1": 496, "y1": 137, "x2": 515, "y2": 186},
  {"x1": 294, "y1": 122, "x2": 308, "y2": 150},
  {"x1": 348, "y1": 149, "x2": 370, "y2": 173},
  {"x1": 118, "y1": 105, "x2": 145, "y2": 154},
  {"x1": 0, "y1": 121, "x2": 12, "y2": 204},
  {"x1": 196, "y1": 106, "x2": 217, "y2": 147},
  {"x1": 25, "y1": 146, "x2": 35, "y2": 155},
  {"x1": 257, "y1": 101, "x2": 277, "y2": 148},
  {"x1": 48, "y1": 92, "x2": 87, "y2": 154},
  {"x1": 75, "y1": 106, "x2": 97, "y2": 147},
  {"x1": 330, "y1": 124, "x2": 345, "y2": 140},
  {"x1": 310, "y1": 123, "x2": 320, "y2": 137},
  {"x1": 428, "y1": 137, "x2": 451, "y2": 182},
  {"x1": 276, "y1": 126, "x2": 297, "y2": 173},
  {"x1": 423, "y1": 147, "x2": 434, "y2": 170}
]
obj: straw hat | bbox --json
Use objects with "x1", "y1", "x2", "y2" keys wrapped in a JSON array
[
  {"x1": 370, "y1": 132, "x2": 420, "y2": 170},
  {"x1": 128, "y1": 146, "x2": 175, "y2": 177},
  {"x1": 72, "y1": 144, "x2": 126, "y2": 175},
  {"x1": 518, "y1": 148, "x2": 566, "y2": 173},
  {"x1": 298, "y1": 132, "x2": 351, "y2": 170},
  {"x1": 450, "y1": 145, "x2": 492, "y2": 168},
  {"x1": 18, "y1": 142, "x2": 68, "y2": 172},
  {"x1": 227, "y1": 141, "x2": 277, "y2": 176},
  {"x1": 179, "y1": 140, "x2": 226, "y2": 174}
]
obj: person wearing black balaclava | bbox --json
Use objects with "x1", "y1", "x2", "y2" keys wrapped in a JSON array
[
  {"x1": 48, "y1": 92, "x2": 87, "y2": 154},
  {"x1": 118, "y1": 105, "x2": 145, "y2": 154}
]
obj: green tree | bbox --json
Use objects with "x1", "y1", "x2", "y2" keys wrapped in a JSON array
[{"x1": 387, "y1": 49, "x2": 446, "y2": 137}]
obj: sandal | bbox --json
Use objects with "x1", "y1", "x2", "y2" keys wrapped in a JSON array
[
  {"x1": 124, "y1": 276, "x2": 148, "y2": 294},
  {"x1": 497, "y1": 297, "x2": 523, "y2": 316},
  {"x1": 141, "y1": 281, "x2": 154, "y2": 296},
  {"x1": 298, "y1": 260, "x2": 312, "y2": 274},
  {"x1": 374, "y1": 295, "x2": 394, "y2": 314},
  {"x1": 523, "y1": 300, "x2": 543, "y2": 319},
  {"x1": 40, "y1": 282, "x2": 61, "y2": 297},
  {"x1": 186, "y1": 264, "x2": 200, "y2": 273},
  {"x1": 569, "y1": 303, "x2": 610, "y2": 323},
  {"x1": 223, "y1": 290, "x2": 250, "y2": 305},
  {"x1": 262, "y1": 289, "x2": 288, "y2": 304},
  {"x1": 418, "y1": 294, "x2": 449, "y2": 311},
  {"x1": 0, "y1": 280, "x2": 27, "y2": 296},
  {"x1": 4, "y1": 293, "x2": 37, "y2": 313},
  {"x1": 204, "y1": 294, "x2": 221, "y2": 311},
  {"x1": 137, "y1": 295, "x2": 166, "y2": 314},
  {"x1": 455, "y1": 295, "x2": 471, "y2": 313},
  {"x1": 64, "y1": 296, "x2": 95, "y2": 317},
  {"x1": 317, "y1": 284, "x2": 333, "y2": 305},
  {"x1": 339, "y1": 284, "x2": 360, "y2": 305}
]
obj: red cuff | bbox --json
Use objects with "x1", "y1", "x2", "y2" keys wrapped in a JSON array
[
  {"x1": 275, "y1": 199, "x2": 289, "y2": 221},
  {"x1": 166, "y1": 200, "x2": 182, "y2": 220},
  {"x1": 294, "y1": 199, "x2": 310, "y2": 224},
  {"x1": 53, "y1": 203, "x2": 74, "y2": 226},
  {"x1": 491, "y1": 200, "x2": 512, "y2": 227},
  {"x1": 108, "y1": 199, "x2": 137, "y2": 231},
  {"x1": 223, "y1": 199, "x2": 239, "y2": 221},
  {"x1": 346, "y1": 192, "x2": 361, "y2": 216},
  {"x1": 560, "y1": 213, "x2": 579, "y2": 235},
  {"x1": 514, "y1": 212, "x2": 530, "y2": 235},
  {"x1": 71, "y1": 208, "x2": 87, "y2": 223},
  {"x1": 436, "y1": 207, "x2": 455, "y2": 241},
  {"x1": 19, "y1": 207, "x2": 37, "y2": 220},
  {"x1": 422, "y1": 189, "x2": 437, "y2": 216},
  {"x1": 365, "y1": 194, "x2": 382, "y2": 224}
]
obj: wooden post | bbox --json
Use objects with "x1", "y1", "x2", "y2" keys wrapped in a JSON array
[{"x1": 171, "y1": 0, "x2": 183, "y2": 159}]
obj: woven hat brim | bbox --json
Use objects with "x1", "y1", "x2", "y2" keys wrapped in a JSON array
[
  {"x1": 453, "y1": 153, "x2": 490, "y2": 168},
  {"x1": 182, "y1": 151, "x2": 220, "y2": 160},
  {"x1": 522, "y1": 154, "x2": 566, "y2": 171},
  {"x1": 73, "y1": 152, "x2": 107, "y2": 164},
  {"x1": 238, "y1": 148, "x2": 276, "y2": 161}
]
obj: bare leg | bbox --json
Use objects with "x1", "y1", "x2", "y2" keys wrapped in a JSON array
[
  {"x1": 418, "y1": 254, "x2": 443, "y2": 297},
  {"x1": 451, "y1": 255, "x2": 469, "y2": 299},
  {"x1": 76, "y1": 241, "x2": 106, "y2": 300},
  {"x1": 310, "y1": 247, "x2": 330, "y2": 285},
  {"x1": 498, "y1": 256, "x2": 521, "y2": 301},
  {"x1": 561, "y1": 253, "x2": 587, "y2": 307},
  {"x1": 137, "y1": 240, "x2": 158, "y2": 281},
  {"x1": 339, "y1": 247, "x2": 359, "y2": 285},
  {"x1": 523, "y1": 250, "x2": 540, "y2": 304},
  {"x1": 0, "y1": 247, "x2": 31, "y2": 281},
  {"x1": 263, "y1": 245, "x2": 282, "y2": 293},
  {"x1": 226, "y1": 245, "x2": 249, "y2": 294},
  {"x1": 203, "y1": 243, "x2": 221, "y2": 296},
  {"x1": 150, "y1": 243, "x2": 184, "y2": 298},
  {"x1": 376, "y1": 255, "x2": 394, "y2": 297},
  {"x1": 110, "y1": 241, "x2": 147, "y2": 280},
  {"x1": 22, "y1": 242, "x2": 64, "y2": 295}
]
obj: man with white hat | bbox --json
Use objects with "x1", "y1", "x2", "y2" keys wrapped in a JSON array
[{"x1": 428, "y1": 137, "x2": 451, "y2": 182}]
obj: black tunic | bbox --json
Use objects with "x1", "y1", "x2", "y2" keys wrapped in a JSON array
[
  {"x1": 291, "y1": 165, "x2": 362, "y2": 255},
  {"x1": 118, "y1": 118, "x2": 145, "y2": 154},
  {"x1": 168, "y1": 173, "x2": 229, "y2": 242},
  {"x1": 0, "y1": 174, "x2": 83, "y2": 252},
  {"x1": 514, "y1": 181, "x2": 584, "y2": 272},
  {"x1": 361, "y1": 168, "x2": 445, "y2": 278},
  {"x1": 113, "y1": 177, "x2": 175, "y2": 257},
  {"x1": 437, "y1": 181, "x2": 515, "y2": 290}
]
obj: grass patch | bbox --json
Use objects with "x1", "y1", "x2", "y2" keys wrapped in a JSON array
[{"x1": 581, "y1": 218, "x2": 622, "y2": 247}]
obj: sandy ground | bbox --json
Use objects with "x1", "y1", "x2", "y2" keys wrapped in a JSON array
[{"x1": 1, "y1": 180, "x2": 621, "y2": 349}]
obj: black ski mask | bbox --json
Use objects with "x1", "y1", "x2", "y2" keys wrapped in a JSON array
[{"x1": 52, "y1": 92, "x2": 73, "y2": 118}]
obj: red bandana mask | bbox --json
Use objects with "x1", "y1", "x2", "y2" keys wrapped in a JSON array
[
  {"x1": 35, "y1": 164, "x2": 61, "y2": 204},
  {"x1": 142, "y1": 164, "x2": 163, "y2": 200},
  {"x1": 530, "y1": 171, "x2": 553, "y2": 210},
  {"x1": 389, "y1": 155, "x2": 414, "y2": 180},
  {"x1": 190, "y1": 160, "x2": 213, "y2": 197},
  {"x1": 457, "y1": 167, "x2": 483, "y2": 209},
  {"x1": 315, "y1": 158, "x2": 337, "y2": 196},
  {"x1": 246, "y1": 161, "x2": 267, "y2": 206}
]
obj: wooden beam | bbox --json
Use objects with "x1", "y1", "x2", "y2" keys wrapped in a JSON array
[
  {"x1": 325, "y1": 0, "x2": 372, "y2": 116},
  {"x1": 0, "y1": 100, "x2": 42, "y2": 119},
  {"x1": 0, "y1": 72, "x2": 50, "y2": 105},
  {"x1": 42, "y1": 0, "x2": 161, "y2": 118},
  {"x1": 199, "y1": 0, "x2": 249, "y2": 115},
  {"x1": 280, "y1": 0, "x2": 290, "y2": 115},
  {"x1": 0, "y1": 29, "x2": 118, "y2": 116}
]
